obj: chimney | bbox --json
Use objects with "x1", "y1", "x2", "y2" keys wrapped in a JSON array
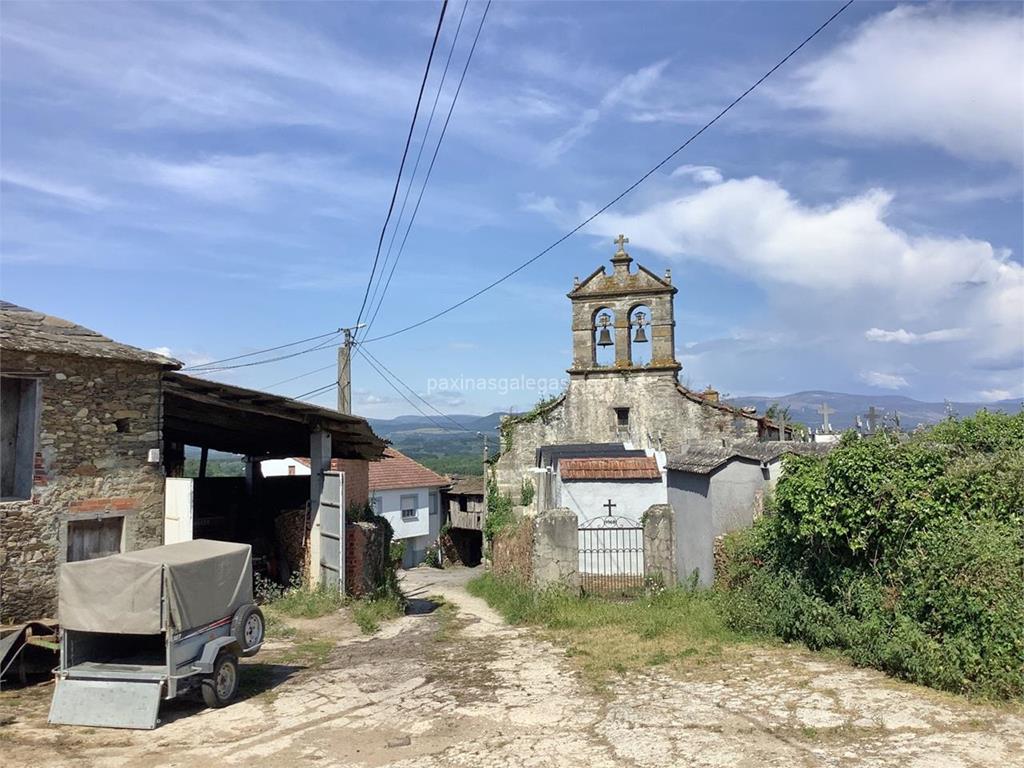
[{"x1": 702, "y1": 386, "x2": 720, "y2": 403}]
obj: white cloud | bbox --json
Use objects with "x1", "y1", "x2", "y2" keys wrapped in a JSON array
[
  {"x1": 671, "y1": 165, "x2": 724, "y2": 185},
  {"x1": 573, "y1": 172, "x2": 1023, "y2": 395},
  {"x1": 864, "y1": 327, "x2": 968, "y2": 345},
  {"x1": 148, "y1": 347, "x2": 211, "y2": 368},
  {"x1": 1, "y1": 169, "x2": 110, "y2": 209},
  {"x1": 860, "y1": 371, "x2": 909, "y2": 390},
  {"x1": 541, "y1": 61, "x2": 669, "y2": 164},
  {"x1": 979, "y1": 388, "x2": 1015, "y2": 402},
  {"x1": 586, "y1": 175, "x2": 1023, "y2": 357},
  {"x1": 789, "y1": 6, "x2": 1024, "y2": 165}
]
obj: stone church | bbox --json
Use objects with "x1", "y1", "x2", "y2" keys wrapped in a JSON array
[{"x1": 493, "y1": 236, "x2": 781, "y2": 495}]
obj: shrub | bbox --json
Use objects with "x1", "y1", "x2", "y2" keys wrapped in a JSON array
[
  {"x1": 484, "y1": 475, "x2": 516, "y2": 542},
  {"x1": 720, "y1": 410, "x2": 1024, "y2": 699}
]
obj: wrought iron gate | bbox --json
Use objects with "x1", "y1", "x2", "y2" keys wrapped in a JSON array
[{"x1": 577, "y1": 513, "x2": 645, "y2": 595}]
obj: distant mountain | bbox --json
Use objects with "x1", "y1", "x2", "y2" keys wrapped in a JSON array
[{"x1": 725, "y1": 391, "x2": 1021, "y2": 432}]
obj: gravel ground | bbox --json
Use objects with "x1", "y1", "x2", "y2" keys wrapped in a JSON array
[{"x1": 1, "y1": 566, "x2": 1021, "y2": 767}]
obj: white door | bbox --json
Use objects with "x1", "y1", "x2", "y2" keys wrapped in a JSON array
[
  {"x1": 164, "y1": 477, "x2": 194, "y2": 544},
  {"x1": 319, "y1": 470, "x2": 345, "y2": 591}
]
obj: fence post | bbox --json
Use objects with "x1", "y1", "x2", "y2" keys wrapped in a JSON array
[
  {"x1": 531, "y1": 507, "x2": 578, "y2": 591},
  {"x1": 642, "y1": 504, "x2": 677, "y2": 588}
]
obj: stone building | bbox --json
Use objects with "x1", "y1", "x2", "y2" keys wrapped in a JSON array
[
  {"x1": 0, "y1": 301, "x2": 179, "y2": 622},
  {"x1": 494, "y1": 236, "x2": 779, "y2": 497},
  {"x1": 1, "y1": 302, "x2": 387, "y2": 623}
]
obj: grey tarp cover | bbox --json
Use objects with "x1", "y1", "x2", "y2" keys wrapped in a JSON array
[{"x1": 59, "y1": 540, "x2": 253, "y2": 635}]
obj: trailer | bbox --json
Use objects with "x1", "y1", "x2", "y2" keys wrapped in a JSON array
[{"x1": 49, "y1": 539, "x2": 264, "y2": 730}]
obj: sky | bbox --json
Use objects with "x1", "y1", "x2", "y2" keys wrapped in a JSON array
[{"x1": 1, "y1": 0, "x2": 1022, "y2": 419}]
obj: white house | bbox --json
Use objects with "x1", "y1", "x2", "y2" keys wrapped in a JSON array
[
  {"x1": 261, "y1": 457, "x2": 311, "y2": 477},
  {"x1": 369, "y1": 448, "x2": 449, "y2": 568},
  {"x1": 263, "y1": 448, "x2": 450, "y2": 568}
]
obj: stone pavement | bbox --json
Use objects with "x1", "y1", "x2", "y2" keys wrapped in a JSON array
[{"x1": 1, "y1": 566, "x2": 1021, "y2": 767}]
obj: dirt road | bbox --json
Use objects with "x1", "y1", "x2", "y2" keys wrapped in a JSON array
[{"x1": 2, "y1": 567, "x2": 1022, "y2": 767}]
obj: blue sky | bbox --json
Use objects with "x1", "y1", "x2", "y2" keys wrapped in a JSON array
[{"x1": 2, "y1": 1, "x2": 1022, "y2": 418}]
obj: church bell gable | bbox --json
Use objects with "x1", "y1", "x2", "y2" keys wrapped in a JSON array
[{"x1": 568, "y1": 235, "x2": 682, "y2": 379}]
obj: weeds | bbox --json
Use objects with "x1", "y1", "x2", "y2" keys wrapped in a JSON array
[
  {"x1": 352, "y1": 595, "x2": 404, "y2": 634},
  {"x1": 467, "y1": 573, "x2": 743, "y2": 681}
]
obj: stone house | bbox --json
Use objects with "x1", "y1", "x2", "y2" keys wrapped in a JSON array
[
  {"x1": 0, "y1": 301, "x2": 179, "y2": 622},
  {"x1": 666, "y1": 441, "x2": 832, "y2": 586},
  {"x1": 494, "y1": 236, "x2": 783, "y2": 495},
  {"x1": 1, "y1": 302, "x2": 387, "y2": 623}
]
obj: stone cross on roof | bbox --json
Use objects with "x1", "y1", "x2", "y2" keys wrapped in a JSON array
[
  {"x1": 817, "y1": 402, "x2": 834, "y2": 432},
  {"x1": 614, "y1": 234, "x2": 629, "y2": 253},
  {"x1": 864, "y1": 406, "x2": 881, "y2": 433}
]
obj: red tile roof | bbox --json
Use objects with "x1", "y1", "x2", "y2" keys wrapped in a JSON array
[
  {"x1": 559, "y1": 457, "x2": 661, "y2": 481},
  {"x1": 367, "y1": 448, "x2": 449, "y2": 491}
]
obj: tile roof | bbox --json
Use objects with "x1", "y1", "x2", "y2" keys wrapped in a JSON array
[
  {"x1": 368, "y1": 448, "x2": 449, "y2": 491},
  {"x1": 537, "y1": 442, "x2": 646, "y2": 468},
  {"x1": 559, "y1": 456, "x2": 662, "y2": 481},
  {"x1": 666, "y1": 440, "x2": 834, "y2": 475},
  {"x1": 0, "y1": 301, "x2": 180, "y2": 367}
]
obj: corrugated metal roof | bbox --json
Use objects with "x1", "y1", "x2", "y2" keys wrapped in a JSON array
[
  {"x1": 560, "y1": 456, "x2": 661, "y2": 481},
  {"x1": 1, "y1": 301, "x2": 180, "y2": 367}
]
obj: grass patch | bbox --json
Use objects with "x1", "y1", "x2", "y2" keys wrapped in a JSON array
[
  {"x1": 275, "y1": 637, "x2": 335, "y2": 667},
  {"x1": 467, "y1": 573, "x2": 743, "y2": 681},
  {"x1": 352, "y1": 594, "x2": 405, "y2": 634},
  {"x1": 267, "y1": 585, "x2": 346, "y2": 619}
]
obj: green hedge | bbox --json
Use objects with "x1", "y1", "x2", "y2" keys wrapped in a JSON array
[{"x1": 719, "y1": 411, "x2": 1024, "y2": 699}]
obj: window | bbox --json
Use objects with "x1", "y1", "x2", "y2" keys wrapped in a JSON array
[
  {"x1": 287, "y1": 465, "x2": 296, "y2": 476},
  {"x1": 67, "y1": 516, "x2": 124, "y2": 562},
  {"x1": 1, "y1": 376, "x2": 40, "y2": 501},
  {"x1": 615, "y1": 407, "x2": 630, "y2": 427},
  {"x1": 400, "y1": 494, "x2": 418, "y2": 520},
  {"x1": 373, "y1": 496, "x2": 383, "y2": 516}
]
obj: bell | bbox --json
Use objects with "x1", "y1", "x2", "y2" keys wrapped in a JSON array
[
  {"x1": 597, "y1": 327, "x2": 614, "y2": 347},
  {"x1": 633, "y1": 311, "x2": 648, "y2": 343}
]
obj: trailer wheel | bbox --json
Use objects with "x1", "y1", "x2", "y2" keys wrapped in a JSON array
[
  {"x1": 201, "y1": 652, "x2": 239, "y2": 708},
  {"x1": 232, "y1": 605, "x2": 265, "y2": 656}
]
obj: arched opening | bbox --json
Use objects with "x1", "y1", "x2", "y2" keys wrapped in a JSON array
[
  {"x1": 593, "y1": 307, "x2": 616, "y2": 367},
  {"x1": 629, "y1": 304, "x2": 652, "y2": 366}
]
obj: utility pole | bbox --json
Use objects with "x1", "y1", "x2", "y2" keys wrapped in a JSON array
[{"x1": 336, "y1": 324, "x2": 365, "y2": 415}]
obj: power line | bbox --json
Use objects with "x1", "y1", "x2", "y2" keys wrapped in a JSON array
[
  {"x1": 358, "y1": 345, "x2": 472, "y2": 432},
  {"x1": 358, "y1": 346, "x2": 471, "y2": 433},
  {"x1": 361, "y1": 0, "x2": 472, "y2": 342},
  {"x1": 360, "y1": 0, "x2": 855, "y2": 345},
  {"x1": 295, "y1": 378, "x2": 338, "y2": 401},
  {"x1": 187, "y1": 333, "x2": 343, "y2": 373},
  {"x1": 181, "y1": 329, "x2": 341, "y2": 371},
  {"x1": 353, "y1": 0, "x2": 449, "y2": 334},
  {"x1": 362, "y1": 0, "x2": 490, "y2": 343},
  {"x1": 264, "y1": 361, "x2": 336, "y2": 389}
]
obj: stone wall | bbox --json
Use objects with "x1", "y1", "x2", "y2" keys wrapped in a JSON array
[
  {"x1": 491, "y1": 517, "x2": 534, "y2": 584},
  {"x1": 0, "y1": 351, "x2": 167, "y2": 623},
  {"x1": 642, "y1": 504, "x2": 677, "y2": 587},
  {"x1": 531, "y1": 507, "x2": 578, "y2": 590},
  {"x1": 495, "y1": 375, "x2": 759, "y2": 494}
]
